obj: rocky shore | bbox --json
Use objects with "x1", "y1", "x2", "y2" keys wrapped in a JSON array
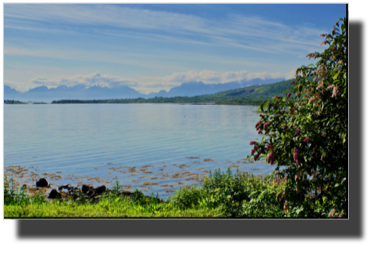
[{"x1": 22, "y1": 177, "x2": 162, "y2": 203}]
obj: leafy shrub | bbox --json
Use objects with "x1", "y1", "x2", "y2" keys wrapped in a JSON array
[
  {"x1": 169, "y1": 169, "x2": 285, "y2": 217},
  {"x1": 169, "y1": 185, "x2": 207, "y2": 210},
  {"x1": 249, "y1": 18, "x2": 347, "y2": 218},
  {"x1": 4, "y1": 176, "x2": 47, "y2": 205}
]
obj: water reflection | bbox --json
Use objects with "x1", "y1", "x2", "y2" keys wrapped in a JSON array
[{"x1": 4, "y1": 104, "x2": 276, "y2": 199}]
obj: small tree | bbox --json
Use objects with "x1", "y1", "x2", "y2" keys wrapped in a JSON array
[{"x1": 249, "y1": 18, "x2": 347, "y2": 218}]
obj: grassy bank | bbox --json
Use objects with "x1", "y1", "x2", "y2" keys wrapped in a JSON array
[{"x1": 4, "y1": 169, "x2": 285, "y2": 218}]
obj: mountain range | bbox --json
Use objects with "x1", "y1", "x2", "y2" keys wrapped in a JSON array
[{"x1": 4, "y1": 77, "x2": 285, "y2": 103}]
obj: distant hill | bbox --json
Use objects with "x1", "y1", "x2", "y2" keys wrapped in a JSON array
[
  {"x1": 53, "y1": 79, "x2": 295, "y2": 105},
  {"x1": 4, "y1": 85, "x2": 22, "y2": 100},
  {"x1": 4, "y1": 84, "x2": 144, "y2": 102},
  {"x1": 4, "y1": 77, "x2": 286, "y2": 102},
  {"x1": 145, "y1": 77, "x2": 285, "y2": 98}
]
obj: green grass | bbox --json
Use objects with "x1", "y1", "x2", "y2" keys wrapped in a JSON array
[
  {"x1": 4, "y1": 169, "x2": 285, "y2": 218},
  {"x1": 4, "y1": 198, "x2": 223, "y2": 218}
]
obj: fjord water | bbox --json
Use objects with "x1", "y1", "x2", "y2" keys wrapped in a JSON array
[{"x1": 4, "y1": 104, "x2": 275, "y2": 198}]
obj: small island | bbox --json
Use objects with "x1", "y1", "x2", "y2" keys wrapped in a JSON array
[{"x1": 4, "y1": 99, "x2": 27, "y2": 104}]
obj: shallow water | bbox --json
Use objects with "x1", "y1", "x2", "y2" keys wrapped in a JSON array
[{"x1": 4, "y1": 103, "x2": 275, "y2": 199}]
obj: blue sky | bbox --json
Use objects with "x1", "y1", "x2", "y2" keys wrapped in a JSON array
[{"x1": 4, "y1": 4, "x2": 347, "y2": 94}]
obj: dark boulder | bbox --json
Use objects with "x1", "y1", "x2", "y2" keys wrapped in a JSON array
[
  {"x1": 85, "y1": 188, "x2": 96, "y2": 197},
  {"x1": 95, "y1": 185, "x2": 106, "y2": 194},
  {"x1": 69, "y1": 186, "x2": 80, "y2": 194},
  {"x1": 58, "y1": 184, "x2": 70, "y2": 192},
  {"x1": 48, "y1": 189, "x2": 61, "y2": 199},
  {"x1": 82, "y1": 184, "x2": 93, "y2": 194},
  {"x1": 36, "y1": 178, "x2": 49, "y2": 187}
]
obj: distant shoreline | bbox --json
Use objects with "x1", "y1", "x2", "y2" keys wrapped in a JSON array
[
  {"x1": 5, "y1": 101, "x2": 264, "y2": 106},
  {"x1": 50, "y1": 99, "x2": 267, "y2": 105}
]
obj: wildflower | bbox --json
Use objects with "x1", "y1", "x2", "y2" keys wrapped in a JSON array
[
  {"x1": 255, "y1": 120, "x2": 261, "y2": 130},
  {"x1": 267, "y1": 151, "x2": 276, "y2": 165},
  {"x1": 290, "y1": 81, "x2": 295, "y2": 85},
  {"x1": 328, "y1": 209, "x2": 336, "y2": 217},
  {"x1": 266, "y1": 144, "x2": 274, "y2": 150},
  {"x1": 313, "y1": 77, "x2": 318, "y2": 82},
  {"x1": 263, "y1": 122, "x2": 270, "y2": 129},
  {"x1": 264, "y1": 130, "x2": 268, "y2": 135},
  {"x1": 332, "y1": 86, "x2": 339, "y2": 97},
  {"x1": 308, "y1": 97, "x2": 316, "y2": 104},
  {"x1": 259, "y1": 114, "x2": 264, "y2": 117},
  {"x1": 250, "y1": 148, "x2": 256, "y2": 155},
  {"x1": 257, "y1": 129, "x2": 261, "y2": 134},
  {"x1": 295, "y1": 129, "x2": 300, "y2": 136},
  {"x1": 320, "y1": 41, "x2": 328, "y2": 46},
  {"x1": 284, "y1": 201, "x2": 289, "y2": 210},
  {"x1": 249, "y1": 141, "x2": 256, "y2": 145},
  {"x1": 282, "y1": 126, "x2": 287, "y2": 130},
  {"x1": 339, "y1": 213, "x2": 344, "y2": 218},
  {"x1": 287, "y1": 92, "x2": 291, "y2": 98},
  {"x1": 293, "y1": 148, "x2": 301, "y2": 166},
  {"x1": 327, "y1": 84, "x2": 335, "y2": 89},
  {"x1": 254, "y1": 153, "x2": 261, "y2": 161},
  {"x1": 306, "y1": 53, "x2": 316, "y2": 60},
  {"x1": 304, "y1": 138, "x2": 310, "y2": 143},
  {"x1": 316, "y1": 82, "x2": 323, "y2": 90},
  {"x1": 320, "y1": 34, "x2": 327, "y2": 38}
]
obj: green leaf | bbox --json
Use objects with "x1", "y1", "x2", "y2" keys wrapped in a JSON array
[{"x1": 333, "y1": 72, "x2": 340, "y2": 80}]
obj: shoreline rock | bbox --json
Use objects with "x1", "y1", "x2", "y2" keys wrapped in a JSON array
[{"x1": 20, "y1": 180, "x2": 162, "y2": 203}]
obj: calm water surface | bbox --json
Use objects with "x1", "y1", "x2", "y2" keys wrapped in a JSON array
[{"x1": 4, "y1": 104, "x2": 275, "y2": 199}]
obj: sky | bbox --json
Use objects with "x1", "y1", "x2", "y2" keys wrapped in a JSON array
[{"x1": 4, "y1": 4, "x2": 347, "y2": 94}]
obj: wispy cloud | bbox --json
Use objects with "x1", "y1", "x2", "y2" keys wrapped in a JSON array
[
  {"x1": 27, "y1": 72, "x2": 138, "y2": 89},
  {"x1": 4, "y1": 4, "x2": 325, "y2": 54}
]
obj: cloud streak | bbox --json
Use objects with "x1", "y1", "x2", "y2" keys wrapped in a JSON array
[{"x1": 4, "y1": 4, "x2": 325, "y2": 54}]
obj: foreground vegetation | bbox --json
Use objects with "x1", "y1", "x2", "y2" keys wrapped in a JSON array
[
  {"x1": 249, "y1": 18, "x2": 347, "y2": 218},
  {"x1": 4, "y1": 169, "x2": 286, "y2": 218}
]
